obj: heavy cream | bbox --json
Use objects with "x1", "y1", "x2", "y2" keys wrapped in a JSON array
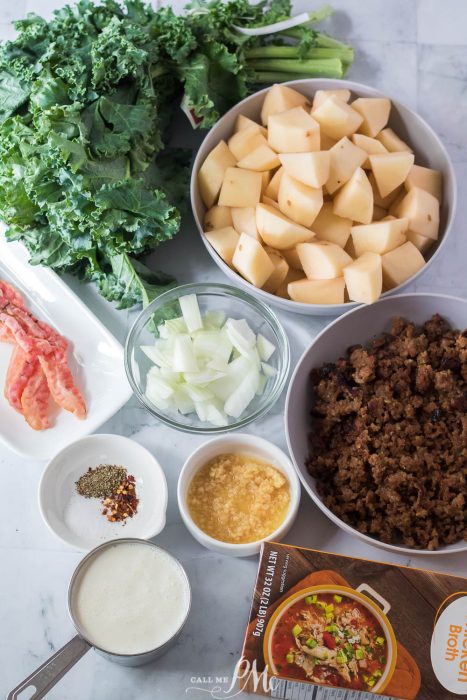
[{"x1": 73, "y1": 542, "x2": 190, "y2": 655}]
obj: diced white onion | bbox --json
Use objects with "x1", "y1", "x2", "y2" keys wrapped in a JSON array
[{"x1": 179, "y1": 294, "x2": 203, "y2": 333}]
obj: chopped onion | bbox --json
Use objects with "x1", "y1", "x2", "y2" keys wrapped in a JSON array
[
  {"x1": 256, "y1": 333, "x2": 276, "y2": 362},
  {"x1": 179, "y1": 294, "x2": 203, "y2": 333}
]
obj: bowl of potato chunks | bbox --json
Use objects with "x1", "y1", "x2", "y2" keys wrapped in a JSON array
[{"x1": 191, "y1": 79, "x2": 456, "y2": 315}]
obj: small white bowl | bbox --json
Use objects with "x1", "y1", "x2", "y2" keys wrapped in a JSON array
[
  {"x1": 177, "y1": 434, "x2": 300, "y2": 557},
  {"x1": 39, "y1": 434, "x2": 168, "y2": 550}
]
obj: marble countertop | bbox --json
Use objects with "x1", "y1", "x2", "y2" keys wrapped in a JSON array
[{"x1": 1, "y1": 1, "x2": 467, "y2": 698}]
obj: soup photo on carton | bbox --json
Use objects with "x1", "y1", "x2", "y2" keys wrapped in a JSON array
[{"x1": 240, "y1": 542, "x2": 467, "y2": 698}]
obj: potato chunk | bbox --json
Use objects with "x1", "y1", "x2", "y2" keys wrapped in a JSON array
[
  {"x1": 228, "y1": 125, "x2": 267, "y2": 161},
  {"x1": 377, "y1": 128, "x2": 413, "y2": 153},
  {"x1": 326, "y1": 137, "x2": 367, "y2": 194},
  {"x1": 333, "y1": 167, "x2": 373, "y2": 224},
  {"x1": 395, "y1": 187, "x2": 440, "y2": 240},
  {"x1": 312, "y1": 89, "x2": 351, "y2": 110},
  {"x1": 264, "y1": 167, "x2": 283, "y2": 200},
  {"x1": 297, "y1": 241, "x2": 352, "y2": 279},
  {"x1": 261, "y1": 84, "x2": 310, "y2": 125},
  {"x1": 237, "y1": 144, "x2": 280, "y2": 171},
  {"x1": 231, "y1": 207, "x2": 259, "y2": 239},
  {"x1": 312, "y1": 95, "x2": 363, "y2": 141},
  {"x1": 405, "y1": 164, "x2": 442, "y2": 201},
  {"x1": 352, "y1": 97, "x2": 391, "y2": 137},
  {"x1": 256, "y1": 203, "x2": 314, "y2": 250},
  {"x1": 369, "y1": 152, "x2": 415, "y2": 198},
  {"x1": 268, "y1": 107, "x2": 320, "y2": 153},
  {"x1": 218, "y1": 167, "x2": 262, "y2": 207},
  {"x1": 234, "y1": 114, "x2": 267, "y2": 136},
  {"x1": 232, "y1": 233, "x2": 274, "y2": 287},
  {"x1": 382, "y1": 241, "x2": 425, "y2": 288},
  {"x1": 282, "y1": 246, "x2": 303, "y2": 270},
  {"x1": 369, "y1": 172, "x2": 402, "y2": 209},
  {"x1": 198, "y1": 140, "x2": 236, "y2": 208},
  {"x1": 205, "y1": 226, "x2": 240, "y2": 266},
  {"x1": 288, "y1": 277, "x2": 345, "y2": 304},
  {"x1": 275, "y1": 268, "x2": 304, "y2": 299},
  {"x1": 278, "y1": 171, "x2": 323, "y2": 227},
  {"x1": 407, "y1": 230, "x2": 435, "y2": 254},
  {"x1": 351, "y1": 133, "x2": 388, "y2": 168},
  {"x1": 343, "y1": 252, "x2": 382, "y2": 303},
  {"x1": 204, "y1": 205, "x2": 233, "y2": 231},
  {"x1": 351, "y1": 218, "x2": 408, "y2": 256},
  {"x1": 262, "y1": 247, "x2": 289, "y2": 293},
  {"x1": 312, "y1": 202, "x2": 352, "y2": 248},
  {"x1": 279, "y1": 151, "x2": 330, "y2": 188}
]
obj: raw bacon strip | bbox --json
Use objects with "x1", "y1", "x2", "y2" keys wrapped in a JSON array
[
  {"x1": 21, "y1": 364, "x2": 51, "y2": 430},
  {"x1": 0, "y1": 280, "x2": 25, "y2": 309},
  {"x1": 0, "y1": 312, "x2": 54, "y2": 355},
  {"x1": 4, "y1": 346, "x2": 38, "y2": 412},
  {"x1": 0, "y1": 324, "x2": 15, "y2": 343},
  {"x1": 39, "y1": 351, "x2": 86, "y2": 419}
]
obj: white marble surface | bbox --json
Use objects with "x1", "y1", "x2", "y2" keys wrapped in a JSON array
[{"x1": 1, "y1": 1, "x2": 467, "y2": 698}]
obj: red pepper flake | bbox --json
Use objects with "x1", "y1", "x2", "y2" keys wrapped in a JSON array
[{"x1": 101, "y1": 474, "x2": 139, "y2": 524}]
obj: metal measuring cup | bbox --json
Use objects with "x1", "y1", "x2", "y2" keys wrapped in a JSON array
[{"x1": 7, "y1": 538, "x2": 192, "y2": 700}]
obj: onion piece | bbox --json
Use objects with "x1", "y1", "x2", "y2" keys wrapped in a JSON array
[{"x1": 179, "y1": 294, "x2": 203, "y2": 333}]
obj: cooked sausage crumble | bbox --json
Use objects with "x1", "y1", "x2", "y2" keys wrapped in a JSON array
[{"x1": 307, "y1": 314, "x2": 467, "y2": 550}]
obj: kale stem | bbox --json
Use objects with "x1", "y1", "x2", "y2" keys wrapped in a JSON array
[
  {"x1": 245, "y1": 46, "x2": 354, "y2": 64},
  {"x1": 246, "y1": 58, "x2": 344, "y2": 79}
]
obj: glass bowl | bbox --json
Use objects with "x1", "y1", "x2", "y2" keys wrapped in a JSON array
[{"x1": 125, "y1": 283, "x2": 290, "y2": 433}]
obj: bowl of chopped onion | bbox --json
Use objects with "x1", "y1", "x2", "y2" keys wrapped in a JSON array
[{"x1": 125, "y1": 283, "x2": 290, "y2": 432}]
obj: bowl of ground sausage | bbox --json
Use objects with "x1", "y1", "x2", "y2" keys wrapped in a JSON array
[{"x1": 285, "y1": 293, "x2": 467, "y2": 555}]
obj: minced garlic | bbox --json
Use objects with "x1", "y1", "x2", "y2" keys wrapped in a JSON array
[{"x1": 187, "y1": 453, "x2": 290, "y2": 544}]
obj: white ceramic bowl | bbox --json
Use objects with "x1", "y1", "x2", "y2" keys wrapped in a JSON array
[
  {"x1": 191, "y1": 79, "x2": 457, "y2": 316},
  {"x1": 39, "y1": 434, "x2": 168, "y2": 550},
  {"x1": 285, "y1": 293, "x2": 467, "y2": 555},
  {"x1": 177, "y1": 434, "x2": 301, "y2": 557}
]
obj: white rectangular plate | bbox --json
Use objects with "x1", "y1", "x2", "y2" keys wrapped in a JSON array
[{"x1": 0, "y1": 235, "x2": 132, "y2": 459}]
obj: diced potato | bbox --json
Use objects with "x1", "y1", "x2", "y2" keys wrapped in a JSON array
[
  {"x1": 198, "y1": 140, "x2": 236, "y2": 208},
  {"x1": 276, "y1": 268, "x2": 304, "y2": 298},
  {"x1": 382, "y1": 241, "x2": 425, "y2": 288},
  {"x1": 407, "y1": 230, "x2": 435, "y2": 254},
  {"x1": 326, "y1": 137, "x2": 367, "y2": 194},
  {"x1": 352, "y1": 97, "x2": 391, "y2": 137},
  {"x1": 261, "y1": 195, "x2": 280, "y2": 209},
  {"x1": 373, "y1": 205, "x2": 388, "y2": 221},
  {"x1": 312, "y1": 89, "x2": 351, "y2": 110},
  {"x1": 395, "y1": 186, "x2": 439, "y2": 240},
  {"x1": 232, "y1": 233, "x2": 274, "y2": 287},
  {"x1": 264, "y1": 167, "x2": 283, "y2": 200},
  {"x1": 279, "y1": 151, "x2": 330, "y2": 188},
  {"x1": 218, "y1": 167, "x2": 263, "y2": 207},
  {"x1": 205, "y1": 226, "x2": 240, "y2": 266},
  {"x1": 288, "y1": 277, "x2": 345, "y2": 304},
  {"x1": 297, "y1": 241, "x2": 353, "y2": 279},
  {"x1": 333, "y1": 168, "x2": 373, "y2": 224},
  {"x1": 351, "y1": 218, "x2": 408, "y2": 256},
  {"x1": 282, "y1": 246, "x2": 303, "y2": 270},
  {"x1": 405, "y1": 164, "x2": 442, "y2": 201},
  {"x1": 278, "y1": 171, "x2": 323, "y2": 227},
  {"x1": 256, "y1": 203, "x2": 314, "y2": 250},
  {"x1": 343, "y1": 252, "x2": 382, "y2": 304},
  {"x1": 320, "y1": 133, "x2": 338, "y2": 150},
  {"x1": 268, "y1": 107, "x2": 320, "y2": 153},
  {"x1": 369, "y1": 172, "x2": 402, "y2": 208},
  {"x1": 234, "y1": 114, "x2": 267, "y2": 136},
  {"x1": 237, "y1": 144, "x2": 280, "y2": 171},
  {"x1": 262, "y1": 247, "x2": 289, "y2": 293},
  {"x1": 312, "y1": 201, "x2": 352, "y2": 248},
  {"x1": 261, "y1": 84, "x2": 310, "y2": 125},
  {"x1": 351, "y1": 133, "x2": 388, "y2": 168},
  {"x1": 369, "y1": 152, "x2": 415, "y2": 198},
  {"x1": 388, "y1": 189, "x2": 406, "y2": 216},
  {"x1": 228, "y1": 126, "x2": 268, "y2": 162},
  {"x1": 377, "y1": 128, "x2": 413, "y2": 153},
  {"x1": 260, "y1": 170, "x2": 271, "y2": 195},
  {"x1": 231, "y1": 207, "x2": 259, "y2": 239},
  {"x1": 312, "y1": 95, "x2": 363, "y2": 141},
  {"x1": 204, "y1": 205, "x2": 233, "y2": 231}
]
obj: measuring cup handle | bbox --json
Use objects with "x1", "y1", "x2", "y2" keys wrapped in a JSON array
[
  {"x1": 356, "y1": 583, "x2": 391, "y2": 615},
  {"x1": 7, "y1": 635, "x2": 90, "y2": 700}
]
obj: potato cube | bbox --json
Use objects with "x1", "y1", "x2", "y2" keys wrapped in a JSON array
[
  {"x1": 237, "y1": 144, "x2": 280, "y2": 171},
  {"x1": 260, "y1": 171, "x2": 271, "y2": 194},
  {"x1": 262, "y1": 247, "x2": 289, "y2": 293},
  {"x1": 297, "y1": 241, "x2": 353, "y2": 279},
  {"x1": 204, "y1": 205, "x2": 233, "y2": 231},
  {"x1": 279, "y1": 151, "x2": 330, "y2": 188},
  {"x1": 343, "y1": 252, "x2": 382, "y2": 303},
  {"x1": 312, "y1": 89, "x2": 351, "y2": 110},
  {"x1": 232, "y1": 233, "x2": 274, "y2": 287},
  {"x1": 351, "y1": 218, "x2": 408, "y2": 256},
  {"x1": 312, "y1": 95, "x2": 363, "y2": 141},
  {"x1": 351, "y1": 133, "x2": 388, "y2": 168},
  {"x1": 268, "y1": 107, "x2": 320, "y2": 153},
  {"x1": 288, "y1": 277, "x2": 345, "y2": 304},
  {"x1": 312, "y1": 201, "x2": 352, "y2": 248},
  {"x1": 256, "y1": 203, "x2": 314, "y2": 250},
  {"x1": 231, "y1": 206, "x2": 259, "y2": 239},
  {"x1": 198, "y1": 140, "x2": 236, "y2": 208},
  {"x1": 376, "y1": 128, "x2": 413, "y2": 153},
  {"x1": 395, "y1": 187, "x2": 439, "y2": 239},
  {"x1": 261, "y1": 84, "x2": 310, "y2": 125},
  {"x1": 282, "y1": 246, "x2": 303, "y2": 270},
  {"x1": 407, "y1": 230, "x2": 435, "y2": 254},
  {"x1": 228, "y1": 125, "x2": 268, "y2": 161},
  {"x1": 234, "y1": 114, "x2": 267, "y2": 136},
  {"x1": 205, "y1": 226, "x2": 239, "y2": 266},
  {"x1": 382, "y1": 241, "x2": 425, "y2": 288},
  {"x1": 278, "y1": 171, "x2": 323, "y2": 227},
  {"x1": 373, "y1": 205, "x2": 388, "y2": 221},
  {"x1": 261, "y1": 195, "x2": 280, "y2": 209},
  {"x1": 369, "y1": 152, "x2": 415, "y2": 198},
  {"x1": 218, "y1": 167, "x2": 262, "y2": 207},
  {"x1": 264, "y1": 167, "x2": 283, "y2": 200},
  {"x1": 333, "y1": 168, "x2": 373, "y2": 224},
  {"x1": 275, "y1": 268, "x2": 304, "y2": 299},
  {"x1": 369, "y1": 172, "x2": 402, "y2": 208},
  {"x1": 326, "y1": 137, "x2": 367, "y2": 194},
  {"x1": 352, "y1": 97, "x2": 391, "y2": 137},
  {"x1": 405, "y1": 164, "x2": 442, "y2": 201},
  {"x1": 388, "y1": 189, "x2": 406, "y2": 216}
]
